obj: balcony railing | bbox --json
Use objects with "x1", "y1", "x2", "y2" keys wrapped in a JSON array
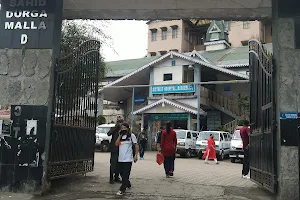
[{"x1": 208, "y1": 90, "x2": 242, "y2": 117}]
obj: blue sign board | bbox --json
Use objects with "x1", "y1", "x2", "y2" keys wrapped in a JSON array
[
  {"x1": 135, "y1": 96, "x2": 145, "y2": 104},
  {"x1": 152, "y1": 84, "x2": 195, "y2": 95},
  {"x1": 280, "y1": 112, "x2": 298, "y2": 120}
]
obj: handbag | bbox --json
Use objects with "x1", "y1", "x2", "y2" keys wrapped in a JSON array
[{"x1": 156, "y1": 153, "x2": 164, "y2": 165}]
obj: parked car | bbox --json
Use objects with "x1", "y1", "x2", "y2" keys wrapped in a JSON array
[
  {"x1": 95, "y1": 123, "x2": 115, "y2": 152},
  {"x1": 175, "y1": 129, "x2": 198, "y2": 158},
  {"x1": 229, "y1": 130, "x2": 244, "y2": 163},
  {"x1": 197, "y1": 131, "x2": 231, "y2": 160}
]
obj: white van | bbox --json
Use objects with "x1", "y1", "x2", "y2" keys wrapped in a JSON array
[
  {"x1": 95, "y1": 124, "x2": 115, "y2": 152},
  {"x1": 229, "y1": 130, "x2": 244, "y2": 163},
  {"x1": 196, "y1": 131, "x2": 231, "y2": 160},
  {"x1": 175, "y1": 129, "x2": 199, "y2": 158}
]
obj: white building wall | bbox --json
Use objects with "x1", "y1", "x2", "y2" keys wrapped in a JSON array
[
  {"x1": 206, "y1": 43, "x2": 227, "y2": 51},
  {"x1": 153, "y1": 57, "x2": 194, "y2": 85}
]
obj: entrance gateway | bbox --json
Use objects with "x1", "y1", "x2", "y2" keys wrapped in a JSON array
[{"x1": 0, "y1": 0, "x2": 299, "y2": 198}]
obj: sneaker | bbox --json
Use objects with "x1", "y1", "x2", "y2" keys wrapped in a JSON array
[
  {"x1": 126, "y1": 186, "x2": 131, "y2": 190},
  {"x1": 205, "y1": 161, "x2": 209, "y2": 164},
  {"x1": 242, "y1": 175, "x2": 250, "y2": 179},
  {"x1": 166, "y1": 174, "x2": 170, "y2": 178},
  {"x1": 109, "y1": 180, "x2": 115, "y2": 184},
  {"x1": 215, "y1": 162, "x2": 219, "y2": 165},
  {"x1": 169, "y1": 171, "x2": 174, "y2": 176},
  {"x1": 116, "y1": 190, "x2": 125, "y2": 196}
]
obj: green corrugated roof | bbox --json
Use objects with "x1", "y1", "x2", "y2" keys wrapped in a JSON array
[
  {"x1": 200, "y1": 43, "x2": 273, "y2": 66},
  {"x1": 105, "y1": 43, "x2": 273, "y2": 77},
  {"x1": 105, "y1": 56, "x2": 160, "y2": 77},
  {"x1": 200, "y1": 46, "x2": 249, "y2": 66}
]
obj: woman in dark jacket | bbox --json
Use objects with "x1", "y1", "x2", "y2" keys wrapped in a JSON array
[{"x1": 161, "y1": 122, "x2": 177, "y2": 177}]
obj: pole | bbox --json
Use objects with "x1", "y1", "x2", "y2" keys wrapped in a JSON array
[
  {"x1": 194, "y1": 65, "x2": 201, "y2": 132},
  {"x1": 131, "y1": 87, "x2": 135, "y2": 130}
]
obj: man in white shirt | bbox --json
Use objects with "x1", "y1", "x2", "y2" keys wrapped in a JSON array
[{"x1": 115, "y1": 123, "x2": 138, "y2": 195}]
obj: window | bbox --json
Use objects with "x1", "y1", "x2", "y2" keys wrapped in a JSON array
[
  {"x1": 243, "y1": 21, "x2": 250, "y2": 29},
  {"x1": 223, "y1": 133, "x2": 230, "y2": 141},
  {"x1": 172, "y1": 26, "x2": 178, "y2": 38},
  {"x1": 220, "y1": 133, "x2": 224, "y2": 141},
  {"x1": 210, "y1": 33, "x2": 219, "y2": 41},
  {"x1": 150, "y1": 29, "x2": 157, "y2": 41},
  {"x1": 162, "y1": 30, "x2": 167, "y2": 40},
  {"x1": 171, "y1": 60, "x2": 176, "y2": 66},
  {"x1": 163, "y1": 73, "x2": 173, "y2": 81},
  {"x1": 151, "y1": 32, "x2": 157, "y2": 41},
  {"x1": 187, "y1": 132, "x2": 191, "y2": 139},
  {"x1": 196, "y1": 36, "x2": 204, "y2": 45},
  {"x1": 192, "y1": 132, "x2": 198, "y2": 138}
]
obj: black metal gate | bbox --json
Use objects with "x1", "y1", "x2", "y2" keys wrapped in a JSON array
[
  {"x1": 48, "y1": 40, "x2": 101, "y2": 180},
  {"x1": 249, "y1": 39, "x2": 277, "y2": 193}
]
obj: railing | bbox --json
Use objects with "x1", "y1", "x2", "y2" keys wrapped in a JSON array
[
  {"x1": 208, "y1": 89, "x2": 249, "y2": 117},
  {"x1": 208, "y1": 90, "x2": 241, "y2": 116},
  {"x1": 223, "y1": 119, "x2": 239, "y2": 133}
]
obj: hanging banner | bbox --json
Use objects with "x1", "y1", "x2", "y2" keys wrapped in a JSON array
[{"x1": 0, "y1": 0, "x2": 58, "y2": 49}]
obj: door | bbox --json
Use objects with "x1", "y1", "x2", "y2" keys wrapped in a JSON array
[
  {"x1": 192, "y1": 132, "x2": 198, "y2": 149},
  {"x1": 249, "y1": 39, "x2": 277, "y2": 193},
  {"x1": 223, "y1": 132, "x2": 231, "y2": 155}
]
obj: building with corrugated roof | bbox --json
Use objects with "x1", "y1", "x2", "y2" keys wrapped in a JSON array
[{"x1": 100, "y1": 20, "x2": 272, "y2": 143}]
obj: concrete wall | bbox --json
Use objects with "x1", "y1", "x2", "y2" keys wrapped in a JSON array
[
  {"x1": 206, "y1": 43, "x2": 227, "y2": 51},
  {"x1": 272, "y1": 3, "x2": 299, "y2": 198},
  {"x1": 215, "y1": 74, "x2": 250, "y2": 99},
  {"x1": 228, "y1": 21, "x2": 261, "y2": 47},
  {"x1": 0, "y1": 49, "x2": 52, "y2": 108}
]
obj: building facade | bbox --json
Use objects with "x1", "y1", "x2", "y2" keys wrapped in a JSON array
[
  {"x1": 147, "y1": 20, "x2": 272, "y2": 56},
  {"x1": 100, "y1": 21, "x2": 274, "y2": 149}
]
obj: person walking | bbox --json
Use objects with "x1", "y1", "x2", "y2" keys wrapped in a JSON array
[
  {"x1": 161, "y1": 122, "x2": 177, "y2": 178},
  {"x1": 240, "y1": 120, "x2": 250, "y2": 179},
  {"x1": 107, "y1": 116, "x2": 123, "y2": 184},
  {"x1": 202, "y1": 134, "x2": 219, "y2": 164},
  {"x1": 137, "y1": 126, "x2": 148, "y2": 160},
  {"x1": 115, "y1": 123, "x2": 138, "y2": 196},
  {"x1": 155, "y1": 127, "x2": 164, "y2": 152}
]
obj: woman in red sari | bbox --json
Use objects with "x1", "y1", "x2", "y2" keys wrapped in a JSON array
[
  {"x1": 202, "y1": 134, "x2": 219, "y2": 164},
  {"x1": 161, "y1": 122, "x2": 177, "y2": 177}
]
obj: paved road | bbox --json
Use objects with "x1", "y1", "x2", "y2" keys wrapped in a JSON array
[{"x1": 0, "y1": 152, "x2": 275, "y2": 200}]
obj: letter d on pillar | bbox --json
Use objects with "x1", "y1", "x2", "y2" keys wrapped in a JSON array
[{"x1": 21, "y1": 34, "x2": 28, "y2": 45}]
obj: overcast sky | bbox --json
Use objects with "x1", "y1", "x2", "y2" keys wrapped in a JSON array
[{"x1": 101, "y1": 20, "x2": 148, "y2": 62}]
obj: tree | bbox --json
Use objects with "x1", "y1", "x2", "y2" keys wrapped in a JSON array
[
  {"x1": 60, "y1": 20, "x2": 110, "y2": 79},
  {"x1": 237, "y1": 93, "x2": 250, "y2": 116},
  {"x1": 56, "y1": 20, "x2": 111, "y2": 113}
]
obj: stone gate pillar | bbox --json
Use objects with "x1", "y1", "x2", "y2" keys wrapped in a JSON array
[
  {"x1": 0, "y1": 0, "x2": 63, "y2": 192},
  {"x1": 272, "y1": 0, "x2": 300, "y2": 199}
]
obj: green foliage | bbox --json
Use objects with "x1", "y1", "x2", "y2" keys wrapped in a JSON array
[
  {"x1": 58, "y1": 20, "x2": 110, "y2": 111},
  {"x1": 97, "y1": 115, "x2": 106, "y2": 125},
  {"x1": 60, "y1": 20, "x2": 108, "y2": 80},
  {"x1": 213, "y1": 126, "x2": 229, "y2": 132},
  {"x1": 237, "y1": 93, "x2": 250, "y2": 115},
  {"x1": 237, "y1": 119, "x2": 245, "y2": 126}
]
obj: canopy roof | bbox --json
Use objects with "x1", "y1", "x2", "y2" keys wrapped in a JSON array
[
  {"x1": 101, "y1": 51, "x2": 249, "y2": 102},
  {"x1": 133, "y1": 98, "x2": 206, "y2": 115}
]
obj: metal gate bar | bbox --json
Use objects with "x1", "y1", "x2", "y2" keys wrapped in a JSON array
[
  {"x1": 48, "y1": 40, "x2": 100, "y2": 180},
  {"x1": 249, "y1": 39, "x2": 277, "y2": 193}
]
